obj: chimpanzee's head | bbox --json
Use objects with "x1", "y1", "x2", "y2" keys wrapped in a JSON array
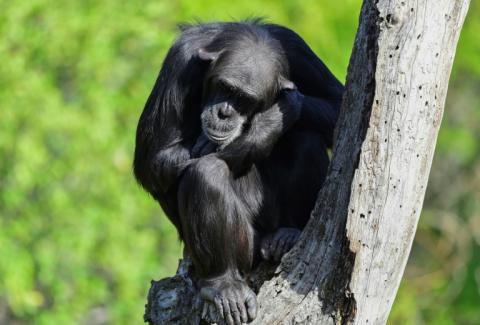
[{"x1": 197, "y1": 28, "x2": 295, "y2": 146}]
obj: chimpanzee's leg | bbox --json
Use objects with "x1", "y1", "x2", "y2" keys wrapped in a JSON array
[
  {"x1": 177, "y1": 154, "x2": 260, "y2": 325},
  {"x1": 259, "y1": 129, "x2": 330, "y2": 262}
]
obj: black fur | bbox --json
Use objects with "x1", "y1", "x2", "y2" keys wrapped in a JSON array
[{"x1": 134, "y1": 20, "x2": 343, "y2": 324}]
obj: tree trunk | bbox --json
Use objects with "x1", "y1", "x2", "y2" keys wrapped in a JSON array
[{"x1": 144, "y1": 0, "x2": 471, "y2": 324}]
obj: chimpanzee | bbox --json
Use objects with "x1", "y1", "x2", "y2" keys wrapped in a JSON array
[{"x1": 134, "y1": 20, "x2": 343, "y2": 325}]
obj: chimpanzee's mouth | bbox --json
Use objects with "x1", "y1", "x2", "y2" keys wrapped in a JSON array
[
  {"x1": 203, "y1": 123, "x2": 244, "y2": 147},
  {"x1": 201, "y1": 114, "x2": 246, "y2": 147},
  {"x1": 204, "y1": 129, "x2": 233, "y2": 143}
]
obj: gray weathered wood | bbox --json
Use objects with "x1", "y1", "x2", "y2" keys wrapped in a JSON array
[{"x1": 144, "y1": 0, "x2": 470, "y2": 324}]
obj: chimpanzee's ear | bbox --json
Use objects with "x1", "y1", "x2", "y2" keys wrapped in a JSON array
[
  {"x1": 278, "y1": 76, "x2": 297, "y2": 90},
  {"x1": 197, "y1": 48, "x2": 220, "y2": 61}
]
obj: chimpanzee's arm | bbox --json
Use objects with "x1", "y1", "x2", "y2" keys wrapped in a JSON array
[
  {"x1": 297, "y1": 95, "x2": 341, "y2": 148},
  {"x1": 217, "y1": 90, "x2": 302, "y2": 175},
  {"x1": 264, "y1": 23, "x2": 344, "y2": 148},
  {"x1": 134, "y1": 24, "x2": 225, "y2": 195}
]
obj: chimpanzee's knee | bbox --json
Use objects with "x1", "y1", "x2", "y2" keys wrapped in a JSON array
[
  {"x1": 178, "y1": 155, "x2": 230, "y2": 202},
  {"x1": 177, "y1": 155, "x2": 255, "y2": 275}
]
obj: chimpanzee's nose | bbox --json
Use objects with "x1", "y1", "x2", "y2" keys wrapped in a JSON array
[{"x1": 218, "y1": 104, "x2": 233, "y2": 119}]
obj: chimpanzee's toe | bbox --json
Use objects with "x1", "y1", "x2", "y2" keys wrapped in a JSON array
[{"x1": 200, "y1": 278, "x2": 257, "y2": 325}]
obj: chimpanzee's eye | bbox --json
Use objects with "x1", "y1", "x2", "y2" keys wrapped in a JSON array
[
  {"x1": 236, "y1": 93, "x2": 256, "y2": 111},
  {"x1": 211, "y1": 81, "x2": 232, "y2": 97},
  {"x1": 221, "y1": 82, "x2": 236, "y2": 94}
]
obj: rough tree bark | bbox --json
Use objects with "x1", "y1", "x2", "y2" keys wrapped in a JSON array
[{"x1": 144, "y1": 0, "x2": 471, "y2": 324}]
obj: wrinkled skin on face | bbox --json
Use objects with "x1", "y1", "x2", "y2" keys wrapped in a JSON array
[
  {"x1": 200, "y1": 82, "x2": 249, "y2": 148},
  {"x1": 199, "y1": 42, "x2": 296, "y2": 149}
]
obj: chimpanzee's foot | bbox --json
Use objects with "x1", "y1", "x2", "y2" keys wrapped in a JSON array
[
  {"x1": 260, "y1": 227, "x2": 301, "y2": 262},
  {"x1": 200, "y1": 276, "x2": 257, "y2": 325}
]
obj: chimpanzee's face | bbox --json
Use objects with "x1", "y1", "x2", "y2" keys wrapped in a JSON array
[
  {"x1": 200, "y1": 78, "x2": 254, "y2": 146},
  {"x1": 198, "y1": 47, "x2": 294, "y2": 146}
]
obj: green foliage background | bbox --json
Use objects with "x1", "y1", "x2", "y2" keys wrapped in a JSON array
[{"x1": 0, "y1": 0, "x2": 478, "y2": 324}]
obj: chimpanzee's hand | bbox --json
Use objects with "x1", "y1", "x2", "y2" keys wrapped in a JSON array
[
  {"x1": 218, "y1": 90, "x2": 305, "y2": 176},
  {"x1": 260, "y1": 227, "x2": 301, "y2": 262},
  {"x1": 192, "y1": 132, "x2": 217, "y2": 158},
  {"x1": 276, "y1": 89, "x2": 304, "y2": 131}
]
